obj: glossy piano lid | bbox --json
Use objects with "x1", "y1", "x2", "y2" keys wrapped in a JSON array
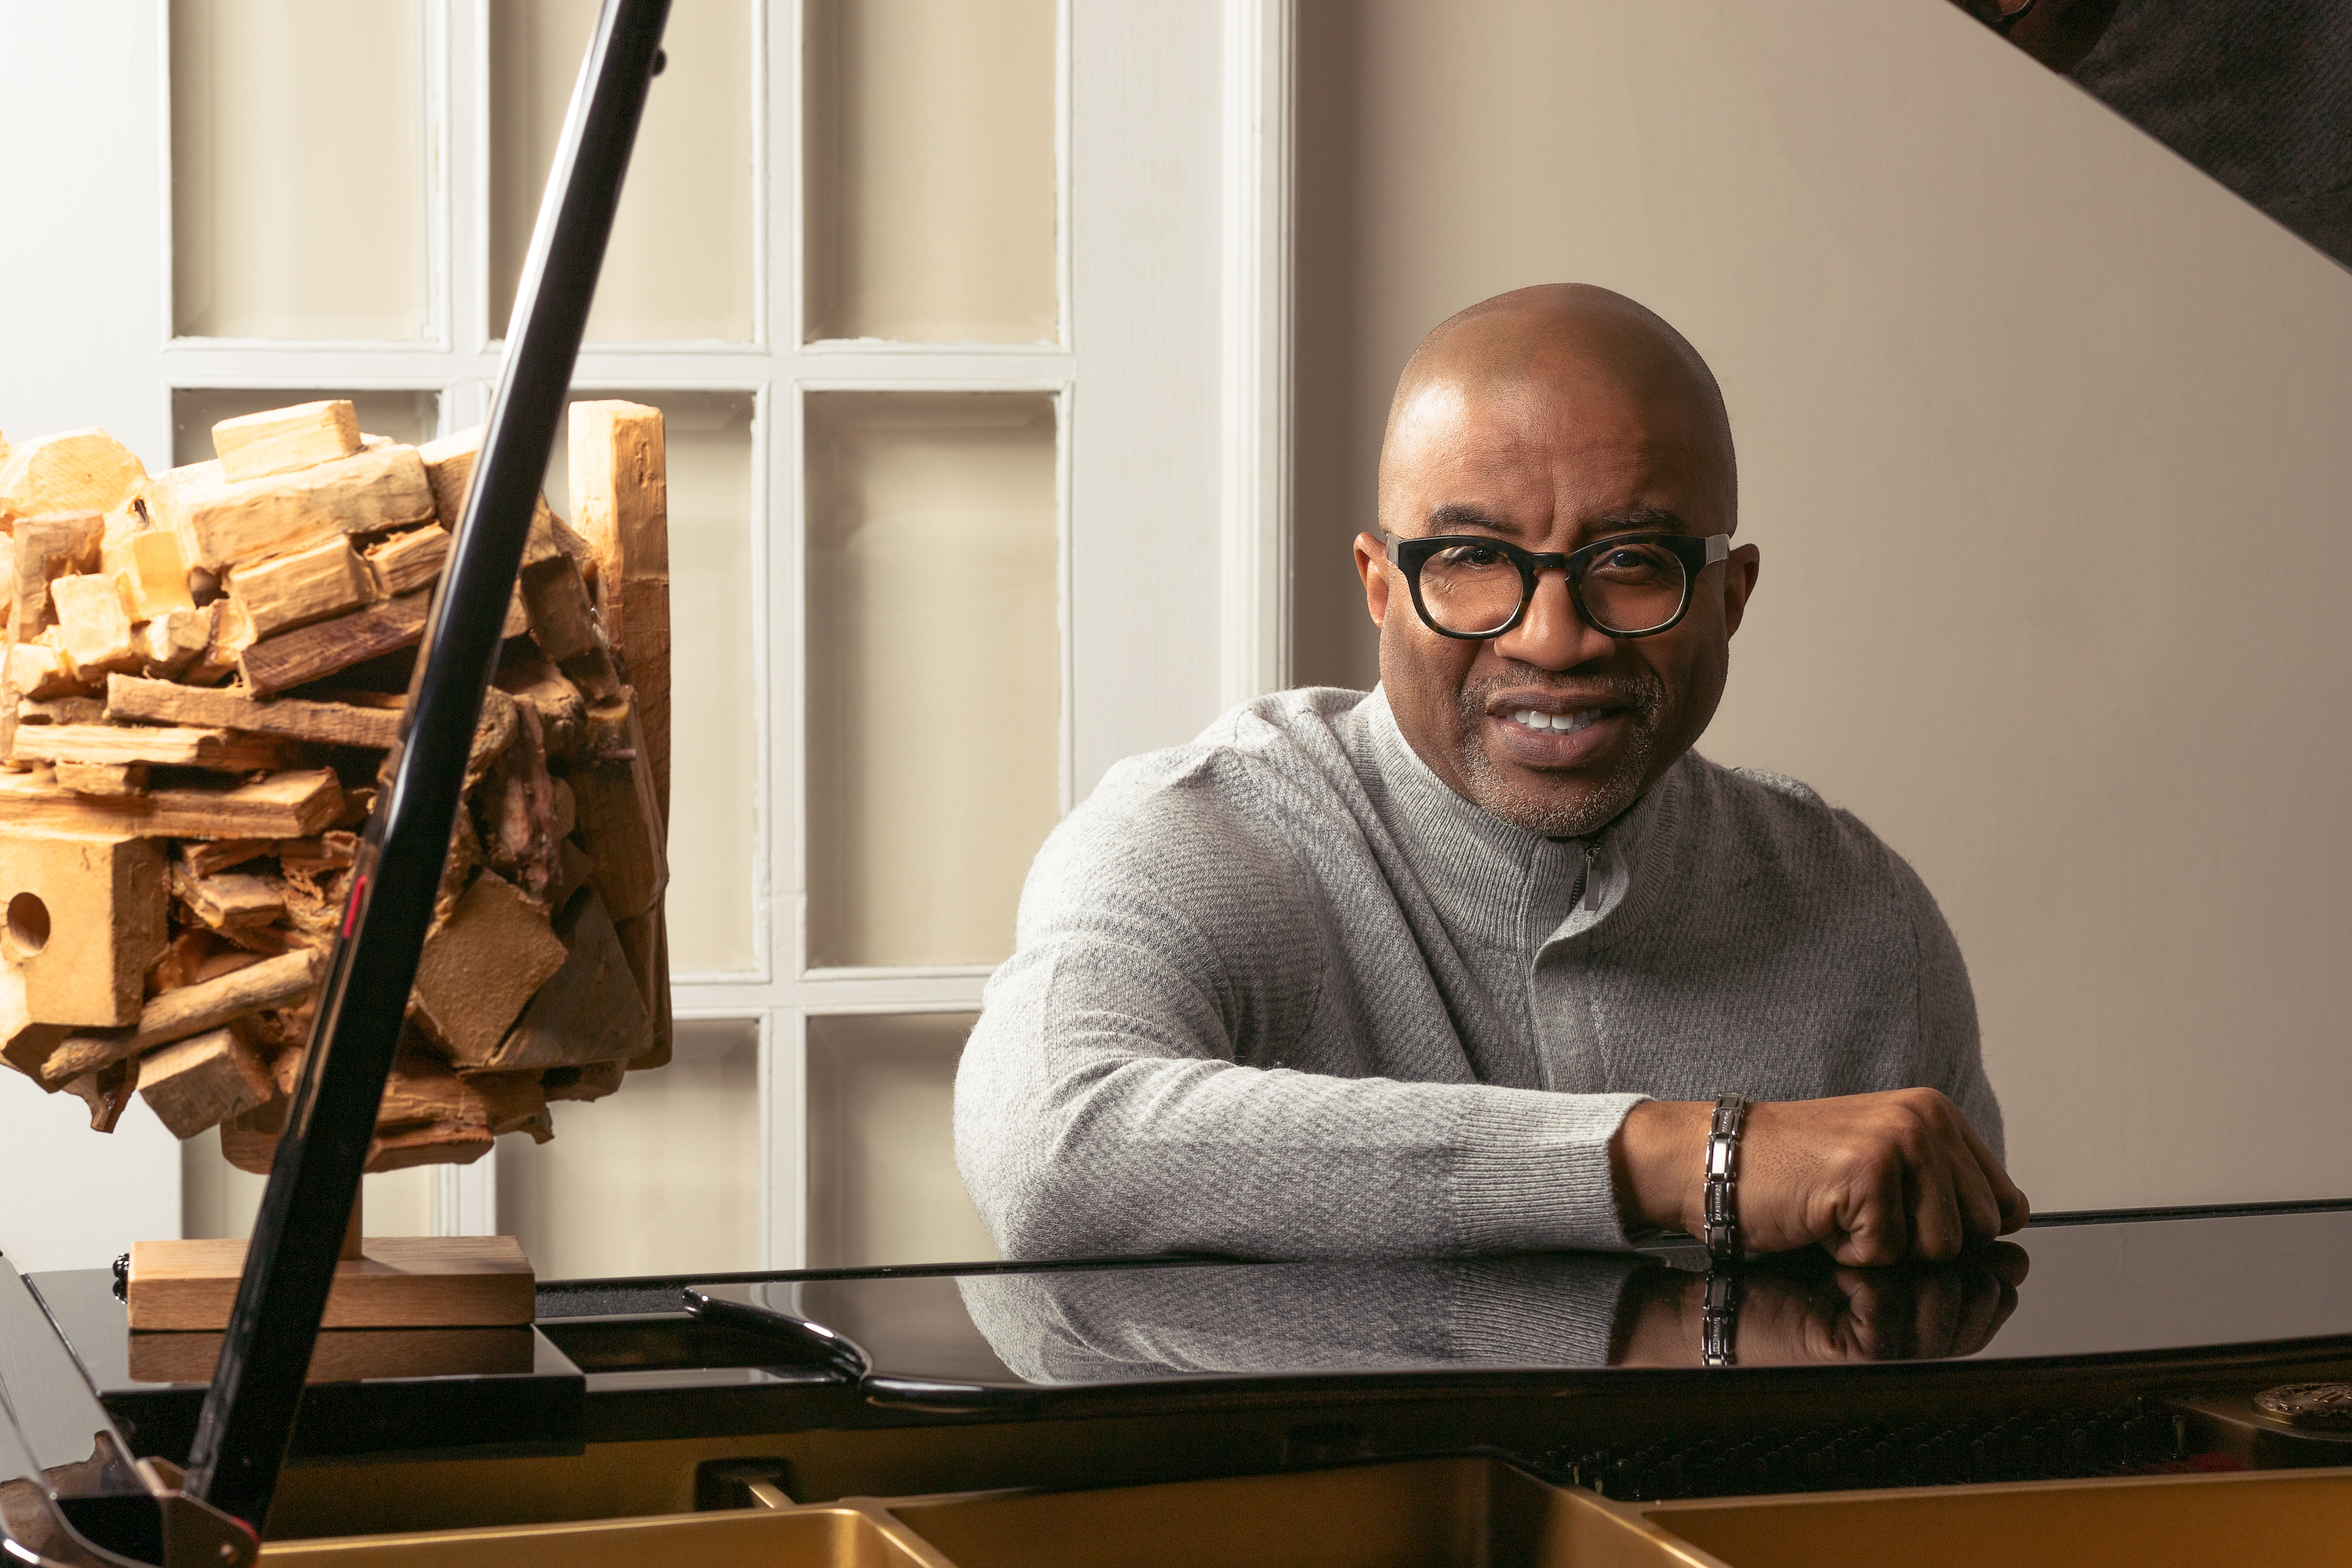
[
  {"x1": 0, "y1": 1254, "x2": 147, "y2": 1495},
  {"x1": 24, "y1": 1266, "x2": 587, "y2": 1468},
  {"x1": 688, "y1": 1204, "x2": 2352, "y2": 1392}
]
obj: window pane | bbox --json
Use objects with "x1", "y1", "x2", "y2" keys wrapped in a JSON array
[
  {"x1": 805, "y1": 393, "x2": 1059, "y2": 968},
  {"x1": 172, "y1": 388, "x2": 440, "y2": 466},
  {"x1": 170, "y1": 0, "x2": 426, "y2": 340},
  {"x1": 181, "y1": 1140, "x2": 434, "y2": 1241},
  {"x1": 490, "y1": 0, "x2": 755, "y2": 341},
  {"x1": 498, "y1": 1019, "x2": 760, "y2": 1279},
  {"x1": 543, "y1": 391, "x2": 758, "y2": 975},
  {"x1": 804, "y1": 0, "x2": 1058, "y2": 343},
  {"x1": 805, "y1": 1013, "x2": 996, "y2": 1268}
]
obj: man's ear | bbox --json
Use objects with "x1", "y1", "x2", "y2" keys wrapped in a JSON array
[
  {"x1": 1721, "y1": 543, "x2": 1760, "y2": 638},
  {"x1": 1353, "y1": 532, "x2": 1391, "y2": 628}
]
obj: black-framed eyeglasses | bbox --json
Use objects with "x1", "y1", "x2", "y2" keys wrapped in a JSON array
[{"x1": 1383, "y1": 529, "x2": 1732, "y2": 641}]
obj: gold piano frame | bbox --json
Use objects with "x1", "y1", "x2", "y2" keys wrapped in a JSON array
[{"x1": 257, "y1": 1453, "x2": 2352, "y2": 1567}]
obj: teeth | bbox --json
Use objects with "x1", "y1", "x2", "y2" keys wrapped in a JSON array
[{"x1": 1512, "y1": 708, "x2": 1599, "y2": 734}]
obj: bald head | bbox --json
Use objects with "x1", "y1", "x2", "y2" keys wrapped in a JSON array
[
  {"x1": 1380, "y1": 284, "x2": 1737, "y2": 530},
  {"x1": 1354, "y1": 283, "x2": 1759, "y2": 840}
]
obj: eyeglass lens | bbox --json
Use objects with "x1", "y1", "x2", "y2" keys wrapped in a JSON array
[{"x1": 1417, "y1": 539, "x2": 1690, "y2": 637}]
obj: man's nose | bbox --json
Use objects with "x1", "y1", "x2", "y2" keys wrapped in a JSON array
[{"x1": 1492, "y1": 568, "x2": 1615, "y2": 670}]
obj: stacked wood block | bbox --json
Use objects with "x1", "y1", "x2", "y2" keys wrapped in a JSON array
[{"x1": 0, "y1": 401, "x2": 674, "y2": 1171}]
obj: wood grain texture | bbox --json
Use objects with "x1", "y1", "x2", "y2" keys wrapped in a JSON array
[
  {"x1": 230, "y1": 535, "x2": 373, "y2": 637},
  {"x1": 568, "y1": 700, "x2": 667, "y2": 923},
  {"x1": 5, "y1": 641, "x2": 79, "y2": 701},
  {"x1": 16, "y1": 695, "x2": 105, "y2": 725},
  {"x1": 210, "y1": 400, "x2": 361, "y2": 483},
  {"x1": 365, "y1": 524, "x2": 448, "y2": 598},
  {"x1": 409, "y1": 873, "x2": 567, "y2": 1065},
  {"x1": 493, "y1": 890, "x2": 652, "y2": 1073},
  {"x1": 568, "y1": 401, "x2": 670, "y2": 822},
  {"x1": 417, "y1": 426, "x2": 481, "y2": 528},
  {"x1": 147, "y1": 445, "x2": 435, "y2": 572},
  {"x1": 185, "y1": 597, "x2": 256, "y2": 687},
  {"x1": 10, "y1": 723, "x2": 288, "y2": 772},
  {"x1": 53, "y1": 760, "x2": 143, "y2": 796},
  {"x1": 239, "y1": 590, "x2": 429, "y2": 695},
  {"x1": 0, "y1": 430, "x2": 145, "y2": 517},
  {"x1": 517, "y1": 555, "x2": 598, "y2": 662},
  {"x1": 49, "y1": 573, "x2": 139, "y2": 674},
  {"x1": 172, "y1": 864, "x2": 285, "y2": 933},
  {"x1": 136, "y1": 607, "x2": 209, "y2": 677},
  {"x1": 0, "y1": 766, "x2": 342, "y2": 838},
  {"x1": 106, "y1": 673, "x2": 403, "y2": 750},
  {"x1": 7, "y1": 512, "x2": 103, "y2": 641},
  {"x1": 125, "y1": 1236, "x2": 535, "y2": 1330},
  {"x1": 40, "y1": 948, "x2": 318, "y2": 1086},
  {"x1": 136, "y1": 1025, "x2": 273, "y2": 1138},
  {"x1": 114, "y1": 530, "x2": 195, "y2": 620},
  {"x1": 612, "y1": 907, "x2": 672, "y2": 1070}
]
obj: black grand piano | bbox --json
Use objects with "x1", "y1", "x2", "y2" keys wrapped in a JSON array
[{"x1": 6, "y1": 1201, "x2": 2352, "y2": 1565}]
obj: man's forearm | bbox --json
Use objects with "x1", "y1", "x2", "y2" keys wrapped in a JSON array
[
  {"x1": 959, "y1": 1039, "x2": 1650, "y2": 1260},
  {"x1": 1610, "y1": 1098, "x2": 1709, "y2": 1233}
]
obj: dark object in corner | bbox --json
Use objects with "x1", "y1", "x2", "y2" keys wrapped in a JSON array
[{"x1": 2073, "y1": 0, "x2": 2352, "y2": 267}]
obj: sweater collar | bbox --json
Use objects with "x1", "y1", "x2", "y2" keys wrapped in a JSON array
[{"x1": 1359, "y1": 686, "x2": 1679, "y2": 950}]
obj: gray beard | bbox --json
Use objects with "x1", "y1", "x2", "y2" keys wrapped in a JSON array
[{"x1": 1452, "y1": 670, "x2": 1664, "y2": 838}]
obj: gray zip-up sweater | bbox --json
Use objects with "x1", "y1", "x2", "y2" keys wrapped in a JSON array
[{"x1": 955, "y1": 686, "x2": 1999, "y2": 1261}]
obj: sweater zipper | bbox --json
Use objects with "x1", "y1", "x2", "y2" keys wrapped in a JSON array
[{"x1": 1581, "y1": 841, "x2": 1604, "y2": 913}]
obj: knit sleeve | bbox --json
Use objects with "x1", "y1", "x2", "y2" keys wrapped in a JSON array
[
  {"x1": 954, "y1": 755, "x2": 1648, "y2": 1261},
  {"x1": 1894, "y1": 854, "x2": 2005, "y2": 1162}
]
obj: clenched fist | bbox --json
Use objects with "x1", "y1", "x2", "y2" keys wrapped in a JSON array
[{"x1": 1611, "y1": 1088, "x2": 2030, "y2": 1265}]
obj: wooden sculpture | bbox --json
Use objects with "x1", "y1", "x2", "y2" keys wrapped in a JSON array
[{"x1": 0, "y1": 399, "x2": 674, "y2": 1327}]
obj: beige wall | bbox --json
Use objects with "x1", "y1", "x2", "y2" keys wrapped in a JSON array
[{"x1": 1293, "y1": 0, "x2": 2352, "y2": 1210}]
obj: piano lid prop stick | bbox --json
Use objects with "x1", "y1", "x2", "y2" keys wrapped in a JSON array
[{"x1": 179, "y1": 0, "x2": 673, "y2": 1533}]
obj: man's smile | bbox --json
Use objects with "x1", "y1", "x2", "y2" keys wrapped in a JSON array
[{"x1": 1485, "y1": 695, "x2": 1630, "y2": 769}]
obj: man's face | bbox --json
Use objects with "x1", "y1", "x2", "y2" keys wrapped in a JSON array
[{"x1": 1354, "y1": 368, "x2": 1759, "y2": 838}]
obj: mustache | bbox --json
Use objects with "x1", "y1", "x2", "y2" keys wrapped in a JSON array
[{"x1": 1454, "y1": 665, "x2": 1667, "y2": 725}]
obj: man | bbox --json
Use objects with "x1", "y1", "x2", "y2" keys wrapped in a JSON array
[{"x1": 957, "y1": 284, "x2": 2026, "y2": 1266}]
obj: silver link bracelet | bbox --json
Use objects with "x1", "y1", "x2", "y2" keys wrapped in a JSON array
[{"x1": 1702, "y1": 1093, "x2": 1748, "y2": 1263}]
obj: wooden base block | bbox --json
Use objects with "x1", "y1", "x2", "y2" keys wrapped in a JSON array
[
  {"x1": 125, "y1": 1325, "x2": 535, "y2": 1385},
  {"x1": 125, "y1": 1236, "x2": 534, "y2": 1330}
]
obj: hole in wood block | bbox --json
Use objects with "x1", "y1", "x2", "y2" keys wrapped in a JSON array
[
  {"x1": 0, "y1": 833, "x2": 167, "y2": 1026},
  {"x1": 5, "y1": 892, "x2": 49, "y2": 958}
]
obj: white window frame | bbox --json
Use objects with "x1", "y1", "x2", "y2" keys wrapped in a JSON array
[{"x1": 0, "y1": 0, "x2": 1292, "y2": 1274}]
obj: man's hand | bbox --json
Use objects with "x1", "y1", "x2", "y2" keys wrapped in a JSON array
[{"x1": 1611, "y1": 1089, "x2": 2030, "y2": 1265}]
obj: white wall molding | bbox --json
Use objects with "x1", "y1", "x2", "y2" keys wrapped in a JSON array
[
  {"x1": 437, "y1": 1161, "x2": 497, "y2": 1239},
  {"x1": 1218, "y1": 0, "x2": 1296, "y2": 708}
]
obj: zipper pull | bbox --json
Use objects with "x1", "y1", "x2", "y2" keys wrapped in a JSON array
[{"x1": 1582, "y1": 842, "x2": 1604, "y2": 913}]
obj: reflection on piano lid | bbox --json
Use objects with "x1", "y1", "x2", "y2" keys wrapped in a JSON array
[{"x1": 688, "y1": 1207, "x2": 2352, "y2": 1392}]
